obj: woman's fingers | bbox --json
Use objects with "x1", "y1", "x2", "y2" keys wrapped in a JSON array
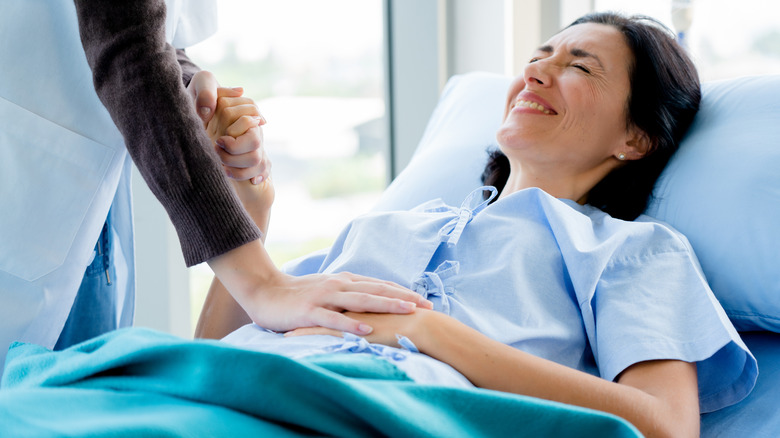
[
  {"x1": 215, "y1": 130, "x2": 265, "y2": 165},
  {"x1": 226, "y1": 114, "x2": 265, "y2": 139},
  {"x1": 222, "y1": 164, "x2": 271, "y2": 183},
  {"x1": 284, "y1": 326, "x2": 343, "y2": 338},
  {"x1": 216, "y1": 86, "x2": 244, "y2": 98},
  {"x1": 215, "y1": 97, "x2": 259, "y2": 117},
  {"x1": 218, "y1": 102, "x2": 261, "y2": 125},
  {"x1": 210, "y1": 103, "x2": 259, "y2": 136},
  {"x1": 207, "y1": 94, "x2": 263, "y2": 139},
  {"x1": 308, "y1": 307, "x2": 374, "y2": 335},
  {"x1": 215, "y1": 130, "x2": 271, "y2": 183}
]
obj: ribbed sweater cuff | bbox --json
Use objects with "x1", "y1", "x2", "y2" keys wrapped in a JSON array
[{"x1": 166, "y1": 164, "x2": 263, "y2": 267}]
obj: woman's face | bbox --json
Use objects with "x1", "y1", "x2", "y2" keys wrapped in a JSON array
[{"x1": 496, "y1": 23, "x2": 639, "y2": 178}]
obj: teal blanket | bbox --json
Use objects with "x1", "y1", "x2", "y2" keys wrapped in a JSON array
[{"x1": 0, "y1": 328, "x2": 641, "y2": 437}]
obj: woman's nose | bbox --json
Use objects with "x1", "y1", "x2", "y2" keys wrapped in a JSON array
[{"x1": 524, "y1": 60, "x2": 552, "y2": 87}]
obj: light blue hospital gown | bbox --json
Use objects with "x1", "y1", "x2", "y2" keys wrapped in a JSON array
[{"x1": 223, "y1": 187, "x2": 757, "y2": 413}]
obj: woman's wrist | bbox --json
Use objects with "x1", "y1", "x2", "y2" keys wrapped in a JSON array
[
  {"x1": 405, "y1": 308, "x2": 444, "y2": 354},
  {"x1": 231, "y1": 179, "x2": 274, "y2": 219},
  {"x1": 207, "y1": 239, "x2": 281, "y2": 304}
]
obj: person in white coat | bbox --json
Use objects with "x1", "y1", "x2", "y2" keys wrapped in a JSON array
[{"x1": 0, "y1": 0, "x2": 232, "y2": 374}]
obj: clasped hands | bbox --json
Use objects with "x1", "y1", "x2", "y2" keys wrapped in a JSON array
[{"x1": 187, "y1": 70, "x2": 269, "y2": 186}]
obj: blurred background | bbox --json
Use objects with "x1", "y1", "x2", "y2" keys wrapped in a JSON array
[{"x1": 131, "y1": 0, "x2": 780, "y2": 336}]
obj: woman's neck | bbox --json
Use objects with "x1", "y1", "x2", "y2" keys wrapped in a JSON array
[{"x1": 499, "y1": 163, "x2": 609, "y2": 205}]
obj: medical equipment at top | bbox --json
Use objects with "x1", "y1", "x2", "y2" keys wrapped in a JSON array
[{"x1": 672, "y1": 0, "x2": 695, "y2": 48}]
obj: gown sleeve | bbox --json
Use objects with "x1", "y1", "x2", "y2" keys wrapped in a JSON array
[{"x1": 588, "y1": 225, "x2": 757, "y2": 413}]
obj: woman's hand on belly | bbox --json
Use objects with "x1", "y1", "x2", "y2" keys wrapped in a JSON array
[{"x1": 285, "y1": 308, "x2": 436, "y2": 348}]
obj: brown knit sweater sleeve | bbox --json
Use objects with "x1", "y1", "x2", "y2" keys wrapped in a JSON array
[{"x1": 73, "y1": 0, "x2": 262, "y2": 266}]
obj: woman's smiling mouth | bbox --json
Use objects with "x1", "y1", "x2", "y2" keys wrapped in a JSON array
[{"x1": 512, "y1": 92, "x2": 558, "y2": 115}]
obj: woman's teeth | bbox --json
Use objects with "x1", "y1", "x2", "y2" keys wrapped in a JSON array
[{"x1": 515, "y1": 99, "x2": 553, "y2": 115}]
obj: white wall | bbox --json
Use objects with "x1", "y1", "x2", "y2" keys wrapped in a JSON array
[{"x1": 446, "y1": 0, "x2": 505, "y2": 76}]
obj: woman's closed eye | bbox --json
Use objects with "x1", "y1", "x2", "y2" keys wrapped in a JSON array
[
  {"x1": 528, "y1": 57, "x2": 591, "y2": 74},
  {"x1": 572, "y1": 64, "x2": 591, "y2": 74}
]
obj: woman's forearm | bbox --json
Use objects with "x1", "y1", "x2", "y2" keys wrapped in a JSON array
[
  {"x1": 194, "y1": 274, "x2": 253, "y2": 339},
  {"x1": 414, "y1": 311, "x2": 699, "y2": 438},
  {"x1": 196, "y1": 180, "x2": 273, "y2": 339},
  {"x1": 229, "y1": 180, "x2": 273, "y2": 238}
]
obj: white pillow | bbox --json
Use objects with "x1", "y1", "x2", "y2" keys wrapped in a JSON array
[
  {"x1": 374, "y1": 72, "x2": 780, "y2": 333},
  {"x1": 373, "y1": 72, "x2": 509, "y2": 211}
]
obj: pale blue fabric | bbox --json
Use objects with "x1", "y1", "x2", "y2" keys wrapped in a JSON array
[{"x1": 285, "y1": 186, "x2": 757, "y2": 414}]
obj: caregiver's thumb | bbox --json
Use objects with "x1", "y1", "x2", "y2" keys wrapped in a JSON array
[{"x1": 188, "y1": 70, "x2": 243, "y2": 126}]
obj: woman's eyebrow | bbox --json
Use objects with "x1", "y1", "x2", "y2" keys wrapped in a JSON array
[
  {"x1": 537, "y1": 45, "x2": 554, "y2": 54},
  {"x1": 570, "y1": 48, "x2": 604, "y2": 68},
  {"x1": 535, "y1": 45, "x2": 605, "y2": 69}
]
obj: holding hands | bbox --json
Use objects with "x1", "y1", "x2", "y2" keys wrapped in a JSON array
[{"x1": 187, "y1": 70, "x2": 270, "y2": 186}]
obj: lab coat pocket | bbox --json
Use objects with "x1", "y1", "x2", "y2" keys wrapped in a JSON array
[{"x1": 0, "y1": 97, "x2": 116, "y2": 281}]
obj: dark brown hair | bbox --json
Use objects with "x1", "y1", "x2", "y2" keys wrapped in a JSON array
[{"x1": 482, "y1": 12, "x2": 701, "y2": 220}]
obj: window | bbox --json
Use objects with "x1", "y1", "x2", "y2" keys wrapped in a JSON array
[
  {"x1": 186, "y1": 0, "x2": 388, "y2": 326},
  {"x1": 592, "y1": 0, "x2": 780, "y2": 81}
]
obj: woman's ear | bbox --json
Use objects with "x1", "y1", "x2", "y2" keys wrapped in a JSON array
[{"x1": 619, "y1": 127, "x2": 653, "y2": 160}]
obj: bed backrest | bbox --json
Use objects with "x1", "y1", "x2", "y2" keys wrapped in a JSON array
[{"x1": 373, "y1": 72, "x2": 780, "y2": 333}]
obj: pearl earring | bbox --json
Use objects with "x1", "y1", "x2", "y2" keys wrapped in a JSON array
[{"x1": 618, "y1": 153, "x2": 626, "y2": 160}]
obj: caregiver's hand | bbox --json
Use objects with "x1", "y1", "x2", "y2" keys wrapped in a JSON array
[
  {"x1": 208, "y1": 240, "x2": 433, "y2": 336},
  {"x1": 188, "y1": 70, "x2": 235, "y2": 126},
  {"x1": 286, "y1": 308, "x2": 436, "y2": 347}
]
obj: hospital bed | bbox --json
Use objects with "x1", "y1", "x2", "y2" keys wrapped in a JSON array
[{"x1": 1, "y1": 72, "x2": 779, "y2": 436}]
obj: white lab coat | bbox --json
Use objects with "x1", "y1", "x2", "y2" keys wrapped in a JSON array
[{"x1": 0, "y1": 0, "x2": 216, "y2": 375}]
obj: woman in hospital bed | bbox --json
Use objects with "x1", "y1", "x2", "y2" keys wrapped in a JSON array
[{"x1": 198, "y1": 12, "x2": 755, "y2": 438}]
